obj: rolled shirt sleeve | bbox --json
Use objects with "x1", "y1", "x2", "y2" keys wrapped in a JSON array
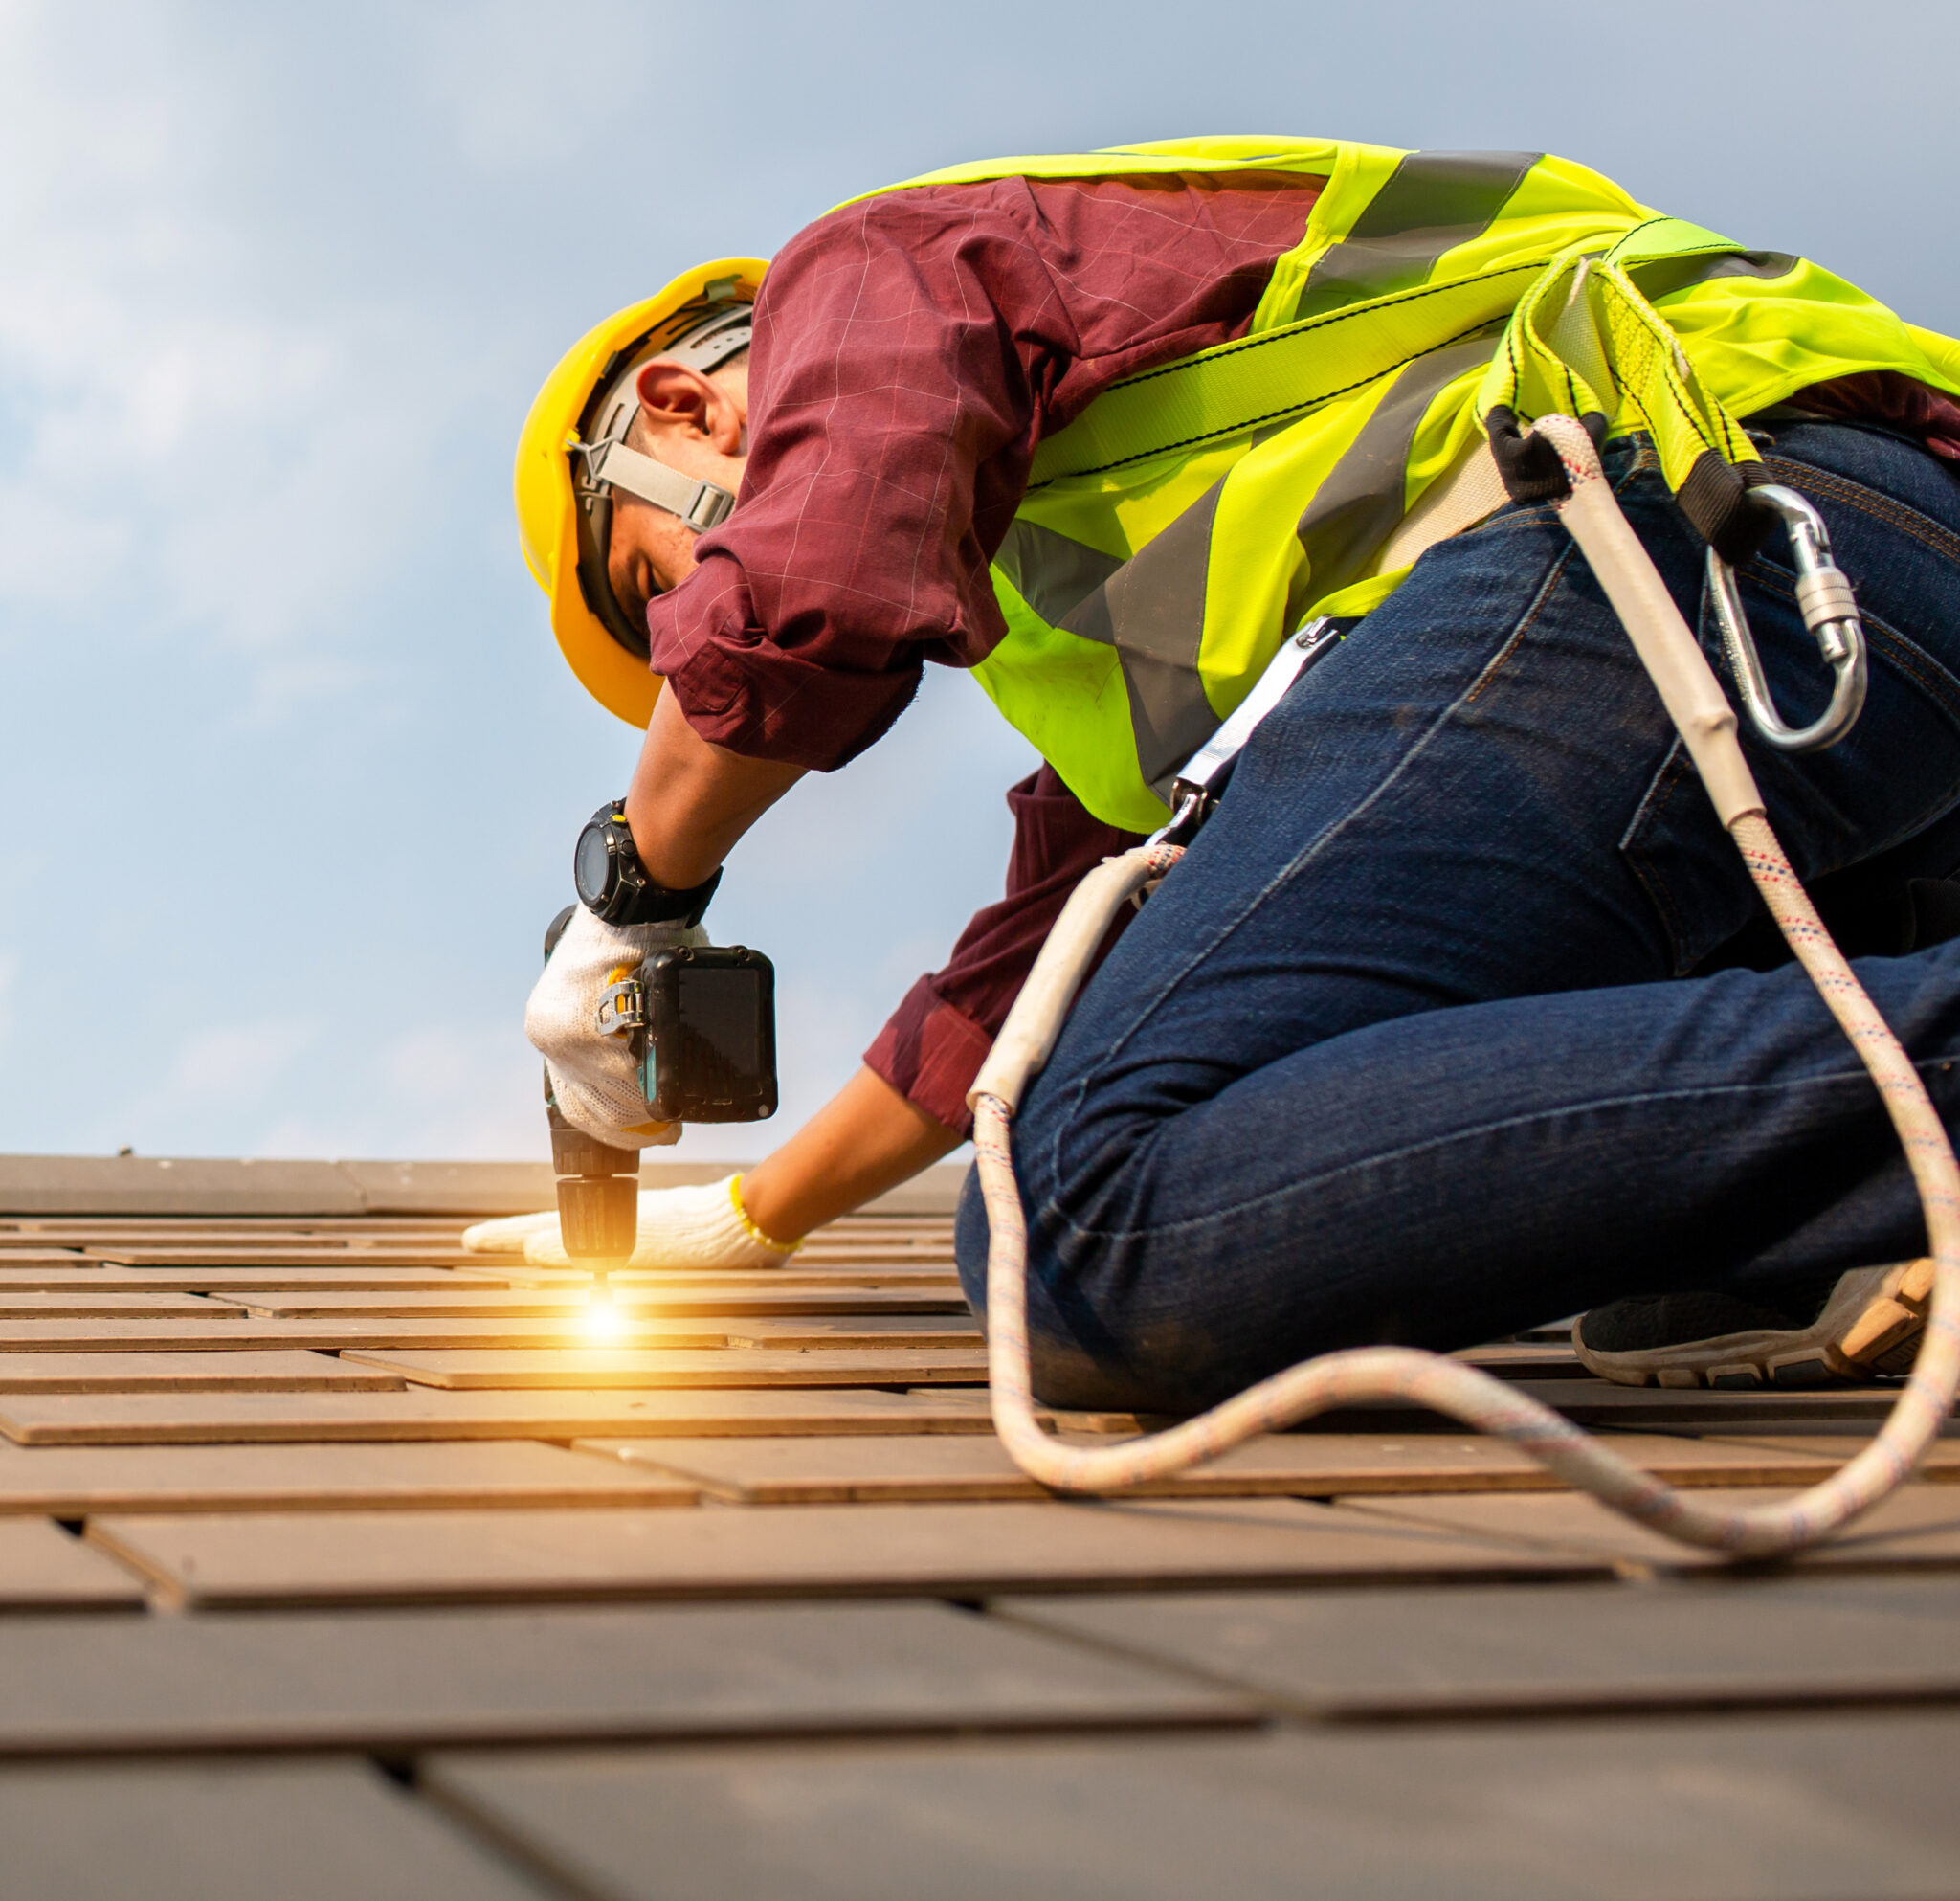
[{"x1": 642, "y1": 170, "x2": 1329, "y2": 769}]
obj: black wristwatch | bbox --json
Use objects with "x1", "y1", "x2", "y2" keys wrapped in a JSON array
[{"x1": 572, "y1": 799, "x2": 722, "y2": 928}]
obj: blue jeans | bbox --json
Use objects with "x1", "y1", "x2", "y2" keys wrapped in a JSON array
[{"x1": 954, "y1": 419, "x2": 1960, "y2": 1412}]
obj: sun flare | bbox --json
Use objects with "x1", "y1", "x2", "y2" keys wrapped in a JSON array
[{"x1": 582, "y1": 1285, "x2": 629, "y2": 1341}]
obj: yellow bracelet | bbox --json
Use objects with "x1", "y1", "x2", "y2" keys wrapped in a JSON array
[{"x1": 728, "y1": 1174, "x2": 800, "y2": 1254}]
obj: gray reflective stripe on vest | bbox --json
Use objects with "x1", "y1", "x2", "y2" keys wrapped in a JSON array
[
  {"x1": 1627, "y1": 248, "x2": 1799, "y2": 303},
  {"x1": 1293, "y1": 330, "x2": 1502, "y2": 601},
  {"x1": 991, "y1": 520, "x2": 1124, "y2": 626},
  {"x1": 1058, "y1": 479, "x2": 1230, "y2": 795},
  {"x1": 997, "y1": 339, "x2": 1503, "y2": 799},
  {"x1": 1295, "y1": 150, "x2": 1542, "y2": 320},
  {"x1": 992, "y1": 491, "x2": 1226, "y2": 797},
  {"x1": 1029, "y1": 238, "x2": 1548, "y2": 485}
]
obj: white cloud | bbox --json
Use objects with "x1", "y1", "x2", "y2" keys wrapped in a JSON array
[
  {"x1": 96, "y1": 1016, "x2": 322, "y2": 1157},
  {"x1": 236, "y1": 654, "x2": 388, "y2": 730},
  {"x1": 377, "y1": 1024, "x2": 546, "y2": 1158},
  {"x1": 245, "y1": 1114, "x2": 374, "y2": 1162},
  {"x1": 412, "y1": 0, "x2": 659, "y2": 176},
  {"x1": 0, "y1": 2, "x2": 472, "y2": 673},
  {"x1": 160, "y1": 1021, "x2": 319, "y2": 1105}
]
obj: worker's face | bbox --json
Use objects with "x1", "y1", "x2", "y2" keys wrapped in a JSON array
[{"x1": 606, "y1": 358, "x2": 750, "y2": 628}]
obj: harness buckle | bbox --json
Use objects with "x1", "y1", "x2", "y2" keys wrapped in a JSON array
[
  {"x1": 1705, "y1": 483, "x2": 1867, "y2": 753},
  {"x1": 1154, "y1": 785, "x2": 1213, "y2": 852}
]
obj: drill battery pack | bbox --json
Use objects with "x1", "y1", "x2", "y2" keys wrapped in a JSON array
[{"x1": 629, "y1": 944, "x2": 778, "y2": 1125}]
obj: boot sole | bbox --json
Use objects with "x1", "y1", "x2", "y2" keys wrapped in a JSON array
[{"x1": 1572, "y1": 1259, "x2": 1932, "y2": 1390}]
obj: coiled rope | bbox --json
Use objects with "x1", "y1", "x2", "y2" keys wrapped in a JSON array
[{"x1": 969, "y1": 414, "x2": 1960, "y2": 1558}]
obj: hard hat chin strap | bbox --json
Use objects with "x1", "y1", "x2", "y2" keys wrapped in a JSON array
[
  {"x1": 573, "y1": 437, "x2": 736, "y2": 534},
  {"x1": 573, "y1": 302, "x2": 751, "y2": 538},
  {"x1": 569, "y1": 302, "x2": 752, "y2": 651}
]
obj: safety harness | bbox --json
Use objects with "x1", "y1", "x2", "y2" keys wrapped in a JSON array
[{"x1": 967, "y1": 240, "x2": 1960, "y2": 1559}]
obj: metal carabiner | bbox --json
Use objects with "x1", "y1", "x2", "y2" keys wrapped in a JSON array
[{"x1": 1704, "y1": 482, "x2": 1867, "y2": 753}]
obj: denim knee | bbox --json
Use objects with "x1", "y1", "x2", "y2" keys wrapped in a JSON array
[{"x1": 954, "y1": 1147, "x2": 1214, "y2": 1411}]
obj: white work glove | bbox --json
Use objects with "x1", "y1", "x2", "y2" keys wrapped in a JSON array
[
  {"x1": 524, "y1": 904, "x2": 704, "y2": 1148},
  {"x1": 501, "y1": 1174, "x2": 796, "y2": 1269},
  {"x1": 460, "y1": 1208, "x2": 559, "y2": 1254}
]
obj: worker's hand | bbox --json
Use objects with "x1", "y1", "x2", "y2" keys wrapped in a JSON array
[
  {"x1": 523, "y1": 904, "x2": 703, "y2": 1148},
  {"x1": 459, "y1": 1207, "x2": 558, "y2": 1254},
  {"x1": 462, "y1": 1175, "x2": 798, "y2": 1268}
]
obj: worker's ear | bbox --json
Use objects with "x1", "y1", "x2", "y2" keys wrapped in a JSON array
[{"x1": 635, "y1": 361, "x2": 744, "y2": 455}]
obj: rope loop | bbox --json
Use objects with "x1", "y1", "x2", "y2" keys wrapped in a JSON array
[{"x1": 975, "y1": 413, "x2": 1960, "y2": 1558}]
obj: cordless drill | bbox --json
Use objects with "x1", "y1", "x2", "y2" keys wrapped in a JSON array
[
  {"x1": 543, "y1": 906, "x2": 642, "y2": 1299},
  {"x1": 542, "y1": 903, "x2": 779, "y2": 1297}
]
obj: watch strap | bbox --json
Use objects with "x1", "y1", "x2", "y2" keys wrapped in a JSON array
[
  {"x1": 611, "y1": 864, "x2": 723, "y2": 928},
  {"x1": 577, "y1": 800, "x2": 724, "y2": 929}
]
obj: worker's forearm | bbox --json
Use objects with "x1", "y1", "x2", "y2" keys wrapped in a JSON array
[
  {"x1": 625, "y1": 692, "x2": 958, "y2": 1239},
  {"x1": 739, "y1": 1065, "x2": 965, "y2": 1243},
  {"x1": 625, "y1": 685, "x2": 804, "y2": 889}
]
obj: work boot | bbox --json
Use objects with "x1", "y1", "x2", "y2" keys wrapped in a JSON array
[{"x1": 1572, "y1": 1258, "x2": 1933, "y2": 1389}]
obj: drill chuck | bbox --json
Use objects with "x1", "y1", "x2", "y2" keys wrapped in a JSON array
[
  {"x1": 554, "y1": 1170, "x2": 638, "y2": 1259},
  {"x1": 549, "y1": 1123, "x2": 635, "y2": 1181},
  {"x1": 544, "y1": 904, "x2": 640, "y2": 1265}
]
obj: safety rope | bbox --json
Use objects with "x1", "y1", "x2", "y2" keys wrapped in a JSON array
[{"x1": 970, "y1": 414, "x2": 1960, "y2": 1559}]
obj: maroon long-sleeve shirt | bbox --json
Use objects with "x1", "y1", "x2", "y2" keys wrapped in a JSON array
[
  {"x1": 644, "y1": 170, "x2": 1960, "y2": 1135},
  {"x1": 646, "y1": 171, "x2": 1326, "y2": 1131}
]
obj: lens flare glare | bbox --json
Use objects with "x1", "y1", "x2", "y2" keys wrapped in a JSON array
[{"x1": 583, "y1": 1284, "x2": 629, "y2": 1341}]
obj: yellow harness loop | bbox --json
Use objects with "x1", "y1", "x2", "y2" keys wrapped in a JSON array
[{"x1": 1482, "y1": 223, "x2": 1764, "y2": 498}]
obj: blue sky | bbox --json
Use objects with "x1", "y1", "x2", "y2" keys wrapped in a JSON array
[{"x1": 1, "y1": 0, "x2": 1954, "y2": 1163}]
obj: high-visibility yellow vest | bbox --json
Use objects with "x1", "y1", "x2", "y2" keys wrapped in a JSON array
[{"x1": 861, "y1": 140, "x2": 1960, "y2": 831}]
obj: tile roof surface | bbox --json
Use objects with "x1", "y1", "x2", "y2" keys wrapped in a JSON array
[{"x1": 1, "y1": 1157, "x2": 1957, "y2": 1898}]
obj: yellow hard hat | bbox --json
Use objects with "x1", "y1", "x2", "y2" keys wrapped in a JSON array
[{"x1": 514, "y1": 257, "x2": 769, "y2": 728}]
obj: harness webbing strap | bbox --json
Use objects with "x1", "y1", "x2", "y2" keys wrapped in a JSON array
[
  {"x1": 1481, "y1": 232, "x2": 1774, "y2": 558},
  {"x1": 1030, "y1": 263, "x2": 1546, "y2": 484},
  {"x1": 1033, "y1": 214, "x2": 1779, "y2": 578}
]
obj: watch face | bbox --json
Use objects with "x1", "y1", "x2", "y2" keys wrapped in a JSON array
[{"x1": 573, "y1": 824, "x2": 613, "y2": 906}]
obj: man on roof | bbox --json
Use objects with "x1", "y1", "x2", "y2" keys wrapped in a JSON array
[{"x1": 490, "y1": 138, "x2": 1960, "y2": 1404}]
